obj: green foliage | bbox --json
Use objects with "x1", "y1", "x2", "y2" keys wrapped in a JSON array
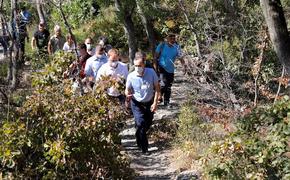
[
  {"x1": 0, "y1": 62, "x2": 7, "y2": 78},
  {"x1": 86, "y1": 6, "x2": 126, "y2": 48},
  {"x1": 50, "y1": 0, "x2": 95, "y2": 29},
  {"x1": 173, "y1": 104, "x2": 226, "y2": 168},
  {"x1": 0, "y1": 53, "x2": 133, "y2": 179},
  {"x1": 31, "y1": 51, "x2": 74, "y2": 87},
  {"x1": 202, "y1": 96, "x2": 290, "y2": 179}
]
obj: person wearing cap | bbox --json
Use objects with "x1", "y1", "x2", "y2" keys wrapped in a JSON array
[
  {"x1": 96, "y1": 48, "x2": 128, "y2": 102},
  {"x1": 48, "y1": 25, "x2": 66, "y2": 55},
  {"x1": 125, "y1": 55, "x2": 160, "y2": 154},
  {"x1": 153, "y1": 33, "x2": 182, "y2": 106},
  {"x1": 31, "y1": 22, "x2": 50, "y2": 54}
]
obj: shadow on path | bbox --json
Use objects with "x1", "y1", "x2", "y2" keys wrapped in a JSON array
[{"x1": 120, "y1": 65, "x2": 191, "y2": 179}]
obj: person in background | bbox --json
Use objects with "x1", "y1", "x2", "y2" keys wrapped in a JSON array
[
  {"x1": 153, "y1": 33, "x2": 182, "y2": 106},
  {"x1": 31, "y1": 21, "x2": 50, "y2": 54},
  {"x1": 78, "y1": 43, "x2": 91, "y2": 79},
  {"x1": 84, "y1": 37, "x2": 95, "y2": 56},
  {"x1": 125, "y1": 55, "x2": 160, "y2": 154},
  {"x1": 63, "y1": 34, "x2": 76, "y2": 53},
  {"x1": 84, "y1": 45, "x2": 108, "y2": 84},
  {"x1": 48, "y1": 25, "x2": 66, "y2": 55},
  {"x1": 129, "y1": 51, "x2": 153, "y2": 72},
  {"x1": 98, "y1": 36, "x2": 112, "y2": 54},
  {"x1": 18, "y1": 5, "x2": 31, "y2": 62},
  {"x1": 96, "y1": 48, "x2": 128, "y2": 102}
]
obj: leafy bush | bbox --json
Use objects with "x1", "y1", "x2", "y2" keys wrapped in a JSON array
[
  {"x1": 202, "y1": 96, "x2": 290, "y2": 179},
  {"x1": 0, "y1": 53, "x2": 133, "y2": 179},
  {"x1": 173, "y1": 104, "x2": 226, "y2": 170}
]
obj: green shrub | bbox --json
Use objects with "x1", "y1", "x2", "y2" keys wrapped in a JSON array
[
  {"x1": 0, "y1": 53, "x2": 133, "y2": 179},
  {"x1": 173, "y1": 104, "x2": 225, "y2": 170},
  {"x1": 202, "y1": 96, "x2": 290, "y2": 179}
]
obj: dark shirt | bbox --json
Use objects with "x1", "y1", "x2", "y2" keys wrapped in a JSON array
[
  {"x1": 80, "y1": 53, "x2": 91, "y2": 79},
  {"x1": 34, "y1": 29, "x2": 50, "y2": 50}
]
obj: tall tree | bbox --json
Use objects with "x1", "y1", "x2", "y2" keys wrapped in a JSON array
[
  {"x1": 7, "y1": 0, "x2": 19, "y2": 88},
  {"x1": 36, "y1": 0, "x2": 46, "y2": 24},
  {"x1": 115, "y1": 0, "x2": 137, "y2": 65},
  {"x1": 136, "y1": 0, "x2": 156, "y2": 57},
  {"x1": 260, "y1": 0, "x2": 290, "y2": 72}
]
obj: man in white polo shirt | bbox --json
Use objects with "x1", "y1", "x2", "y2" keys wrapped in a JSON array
[{"x1": 96, "y1": 48, "x2": 128, "y2": 101}]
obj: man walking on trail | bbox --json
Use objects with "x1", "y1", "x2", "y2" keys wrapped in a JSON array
[
  {"x1": 84, "y1": 45, "x2": 108, "y2": 83},
  {"x1": 31, "y1": 22, "x2": 50, "y2": 55},
  {"x1": 48, "y1": 25, "x2": 66, "y2": 55},
  {"x1": 96, "y1": 48, "x2": 128, "y2": 102},
  {"x1": 18, "y1": 5, "x2": 31, "y2": 62},
  {"x1": 125, "y1": 56, "x2": 160, "y2": 154},
  {"x1": 154, "y1": 33, "x2": 182, "y2": 106}
]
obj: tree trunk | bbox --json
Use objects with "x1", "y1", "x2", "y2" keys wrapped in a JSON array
[
  {"x1": 136, "y1": 0, "x2": 156, "y2": 57},
  {"x1": 1, "y1": 17, "x2": 6, "y2": 35},
  {"x1": 115, "y1": 0, "x2": 137, "y2": 65},
  {"x1": 7, "y1": 0, "x2": 19, "y2": 89},
  {"x1": 36, "y1": 0, "x2": 45, "y2": 23},
  {"x1": 260, "y1": 0, "x2": 290, "y2": 72}
]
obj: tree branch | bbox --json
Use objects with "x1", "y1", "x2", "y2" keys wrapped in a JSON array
[
  {"x1": 178, "y1": 0, "x2": 202, "y2": 59},
  {"x1": 274, "y1": 66, "x2": 285, "y2": 103}
]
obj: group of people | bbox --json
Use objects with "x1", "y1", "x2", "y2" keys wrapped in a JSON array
[
  {"x1": 31, "y1": 21, "x2": 182, "y2": 155},
  {"x1": 31, "y1": 22, "x2": 80, "y2": 55}
]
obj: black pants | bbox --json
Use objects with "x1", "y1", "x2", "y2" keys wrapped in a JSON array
[
  {"x1": 159, "y1": 66, "x2": 174, "y2": 103},
  {"x1": 131, "y1": 98, "x2": 153, "y2": 152}
]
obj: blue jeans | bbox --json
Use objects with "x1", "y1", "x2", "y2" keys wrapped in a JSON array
[{"x1": 130, "y1": 98, "x2": 153, "y2": 152}]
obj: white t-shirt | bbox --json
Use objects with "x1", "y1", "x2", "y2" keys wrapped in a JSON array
[
  {"x1": 63, "y1": 42, "x2": 76, "y2": 52},
  {"x1": 96, "y1": 61, "x2": 128, "y2": 97}
]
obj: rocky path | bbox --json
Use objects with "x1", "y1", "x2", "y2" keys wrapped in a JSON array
[{"x1": 120, "y1": 64, "x2": 192, "y2": 179}]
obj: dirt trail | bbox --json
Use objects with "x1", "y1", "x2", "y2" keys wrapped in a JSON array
[{"x1": 120, "y1": 64, "x2": 192, "y2": 179}]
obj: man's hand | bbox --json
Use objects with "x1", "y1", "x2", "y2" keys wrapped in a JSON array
[
  {"x1": 125, "y1": 94, "x2": 132, "y2": 109},
  {"x1": 150, "y1": 102, "x2": 158, "y2": 112}
]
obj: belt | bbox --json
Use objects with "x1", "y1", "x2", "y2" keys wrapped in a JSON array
[{"x1": 132, "y1": 98, "x2": 153, "y2": 106}]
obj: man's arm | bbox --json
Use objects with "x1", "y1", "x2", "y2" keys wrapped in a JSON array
[
  {"x1": 125, "y1": 78, "x2": 133, "y2": 108},
  {"x1": 48, "y1": 38, "x2": 52, "y2": 55},
  {"x1": 31, "y1": 37, "x2": 36, "y2": 50},
  {"x1": 151, "y1": 81, "x2": 160, "y2": 112}
]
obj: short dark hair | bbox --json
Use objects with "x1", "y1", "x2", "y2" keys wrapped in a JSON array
[
  {"x1": 39, "y1": 21, "x2": 45, "y2": 26},
  {"x1": 167, "y1": 33, "x2": 176, "y2": 38},
  {"x1": 79, "y1": 43, "x2": 87, "y2": 50}
]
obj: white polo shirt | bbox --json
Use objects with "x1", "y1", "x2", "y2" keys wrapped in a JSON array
[{"x1": 96, "y1": 61, "x2": 128, "y2": 97}]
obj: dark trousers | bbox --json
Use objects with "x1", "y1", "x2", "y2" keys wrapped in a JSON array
[
  {"x1": 159, "y1": 66, "x2": 174, "y2": 103},
  {"x1": 19, "y1": 36, "x2": 26, "y2": 63},
  {"x1": 131, "y1": 98, "x2": 153, "y2": 152}
]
